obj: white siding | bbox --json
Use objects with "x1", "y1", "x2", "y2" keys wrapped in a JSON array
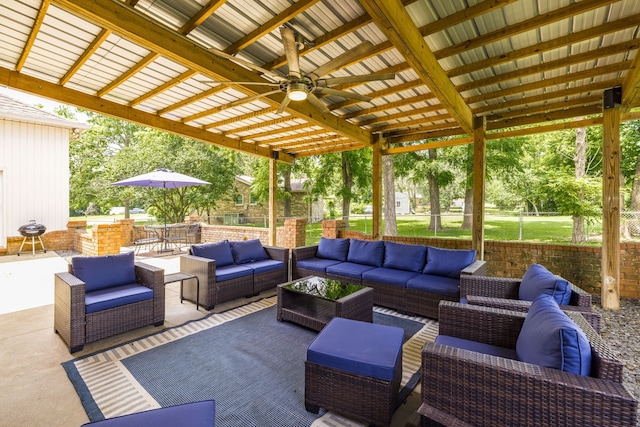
[{"x1": 0, "y1": 119, "x2": 69, "y2": 245}]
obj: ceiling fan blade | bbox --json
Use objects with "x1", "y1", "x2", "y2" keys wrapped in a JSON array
[
  {"x1": 280, "y1": 27, "x2": 301, "y2": 79},
  {"x1": 319, "y1": 73, "x2": 396, "y2": 86},
  {"x1": 306, "y1": 93, "x2": 331, "y2": 116},
  {"x1": 309, "y1": 41, "x2": 374, "y2": 79},
  {"x1": 208, "y1": 48, "x2": 283, "y2": 80},
  {"x1": 226, "y1": 89, "x2": 282, "y2": 108},
  {"x1": 315, "y1": 87, "x2": 372, "y2": 102},
  {"x1": 276, "y1": 96, "x2": 291, "y2": 114},
  {"x1": 197, "y1": 80, "x2": 280, "y2": 86}
]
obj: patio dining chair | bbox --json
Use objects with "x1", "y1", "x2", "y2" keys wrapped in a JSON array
[
  {"x1": 131, "y1": 225, "x2": 162, "y2": 254},
  {"x1": 163, "y1": 223, "x2": 190, "y2": 251}
]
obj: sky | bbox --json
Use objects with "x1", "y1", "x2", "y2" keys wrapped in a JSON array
[{"x1": 0, "y1": 86, "x2": 89, "y2": 122}]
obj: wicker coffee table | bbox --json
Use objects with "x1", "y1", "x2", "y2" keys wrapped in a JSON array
[{"x1": 277, "y1": 276, "x2": 373, "y2": 331}]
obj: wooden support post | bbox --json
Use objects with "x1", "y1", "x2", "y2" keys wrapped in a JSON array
[
  {"x1": 472, "y1": 116, "x2": 486, "y2": 260},
  {"x1": 372, "y1": 138, "x2": 383, "y2": 239},
  {"x1": 268, "y1": 157, "x2": 277, "y2": 246},
  {"x1": 602, "y1": 95, "x2": 621, "y2": 310}
]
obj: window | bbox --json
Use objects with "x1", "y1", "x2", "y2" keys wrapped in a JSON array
[
  {"x1": 396, "y1": 201, "x2": 401, "y2": 208},
  {"x1": 234, "y1": 194, "x2": 244, "y2": 205},
  {"x1": 249, "y1": 193, "x2": 258, "y2": 205}
]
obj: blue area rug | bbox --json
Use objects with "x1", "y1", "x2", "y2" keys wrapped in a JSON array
[{"x1": 63, "y1": 297, "x2": 437, "y2": 426}]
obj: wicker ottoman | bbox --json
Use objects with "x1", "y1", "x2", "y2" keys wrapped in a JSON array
[{"x1": 305, "y1": 317, "x2": 404, "y2": 427}]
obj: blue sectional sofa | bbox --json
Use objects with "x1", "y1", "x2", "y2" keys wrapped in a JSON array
[
  {"x1": 180, "y1": 239, "x2": 288, "y2": 310},
  {"x1": 291, "y1": 237, "x2": 486, "y2": 319}
]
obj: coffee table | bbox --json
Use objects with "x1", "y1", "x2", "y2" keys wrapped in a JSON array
[{"x1": 277, "y1": 276, "x2": 373, "y2": 331}]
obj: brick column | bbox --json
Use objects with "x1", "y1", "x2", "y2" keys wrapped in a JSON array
[
  {"x1": 119, "y1": 219, "x2": 135, "y2": 246},
  {"x1": 283, "y1": 218, "x2": 307, "y2": 248},
  {"x1": 94, "y1": 224, "x2": 122, "y2": 255},
  {"x1": 67, "y1": 221, "x2": 88, "y2": 252},
  {"x1": 322, "y1": 220, "x2": 345, "y2": 238}
]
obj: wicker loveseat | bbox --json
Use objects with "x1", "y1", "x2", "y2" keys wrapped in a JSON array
[
  {"x1": 419, "y1": 299, "x2": 638, "y2": 427},
  {"x1": 460, "y1": 263, "x2": 601, "y2": 332},
  {"x1": 291, "y1": 237, "x2": 486, "y2": 319},
  {"x1": 54, "y1": 251, "x2": 165, "y2": 353},
  {"x1": 180, "y1": 239, "x2": 289, "y2": 310}
]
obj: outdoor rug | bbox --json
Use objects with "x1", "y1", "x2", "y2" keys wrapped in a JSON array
[{"x1": 63, "y1": 296, "x2": 438, "y2": 426}]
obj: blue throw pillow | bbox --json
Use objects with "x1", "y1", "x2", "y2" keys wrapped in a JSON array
[
  {"x1": 422, "y1": 246, "x2": 476, "y2": 279},
  {"x1": 516, "y1": 294, "x2": 592, "y2": 376},
  {"x1": 347, "y1": 239, "x2": 385, "y2": 267},
  {"x1": 190, "y1": 240, "x2": 235, "y2": 267},
  {"x1": 519, "y1": 264, "x2": 571, "y2": 305},
  {"x1": 230, "y1": 239, "x2": 269, "y2": 264},
  {"x1": 383, "y1": 241, "x2": 427, "y2": 272},
  {"x1": 316, "y1": 237, "x2": 350, "y2": 261},
  {"x1": 72, "y1": 251, "x2": 136, "y2": 293}
]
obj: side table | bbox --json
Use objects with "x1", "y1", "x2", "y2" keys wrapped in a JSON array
[{"x1": 164, "y1": 272, "x2": 200, "y2": 310}]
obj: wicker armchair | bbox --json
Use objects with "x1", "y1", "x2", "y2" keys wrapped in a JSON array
[
  {"x1": 419, "y1": 302, "x2": 638, "y2": 427},
  {"x1": 54, "y1": 255, "x2": 165, "y2": 353},
  {"x1": 460, "y1": 274, "x2": 601, "y2": 332}
]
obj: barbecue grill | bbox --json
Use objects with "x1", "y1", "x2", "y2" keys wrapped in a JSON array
[{"x1": 17, "y1": 220, "x2": 47, "y2": 256}]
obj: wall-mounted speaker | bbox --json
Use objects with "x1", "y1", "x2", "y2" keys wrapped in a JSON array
[{"x1": 604, "y1": 86, "x2": 622, "y2": 109}]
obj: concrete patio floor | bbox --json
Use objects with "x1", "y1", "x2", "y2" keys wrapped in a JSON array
[{"x1": 0, "y1": 251, "x2": 421, "y2": 426}]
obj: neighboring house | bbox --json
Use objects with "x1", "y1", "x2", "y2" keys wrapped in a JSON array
[
  {"x1": 395, "y1": 192, "x2": 411, "y2": 215},
  {"x1": 208, "y1": 175, "x2": 323, "y2": 224},
  {"x1": 0, "y1": 93, "x2": 88, "y2": 250}
]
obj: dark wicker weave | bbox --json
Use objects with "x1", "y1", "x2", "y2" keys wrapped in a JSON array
[
  {"x1": 180, "y1": 245, "x2": 288, "y2": 310},
  {"x1": 54, "y1": 261, "x2": 165, "y2": 353},
  {"x1": 419, "y1": 302, "x2": 638, "y2": 427},
  {"x1": 276, "y1": 278, "x2": 373, "y2": 331},
  {"x1": 291, "y1": 245, "x2": 319, "y2": 279},
  {"x1": 460, "y1": 274, "x2": 601, "y2": 332},
  {"x1": 305, "y1": 357, "x2": 401, "y2": 427}
]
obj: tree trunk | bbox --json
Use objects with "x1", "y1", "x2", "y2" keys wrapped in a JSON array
[
  {"x1": 573, "y1": 127, "x2": 586, "y2": 243},
  {"x1": 283, "y1": 166, "x2": 292, "y2": 219},
  {"x1": 341, "y1": 153, "x2": 353, "y2": 228},
  {"x1": 629, "y1": 154, "x2": 640, "y2": 211},
  {"x1": 461, "y1": 144, "x2": 473, "y2": 229},
  {"x1": 383, "y1": 155, "x2": 397, "y2": 236},
  {"x1": 428, "y1": 150, "x2": 442, "y2": 231}
]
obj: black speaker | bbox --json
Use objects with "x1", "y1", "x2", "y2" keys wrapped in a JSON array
[{"x1": 604, "y1": 86, "x2": 622, "y2": 109}]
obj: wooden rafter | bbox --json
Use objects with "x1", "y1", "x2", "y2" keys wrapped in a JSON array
[
  {"x1": 225, "y1": 116, "x2": 299, "y2": 136},
  {"x1": 97, "y1": 52, "x2": 159, "y2": 97},
  {"x1": 622, "y1": 42, "x2": 640, "y2": 112},
  {"x1": 485, "y1": 96, "x2": 602, "y2": 122},
  {"x1": 157, "y1": 85, "x2": 228, "y2": 116},
  {"x1": 130, "y1": 70, "x2": 198, "y2": 107},
  {"x1": 206, "y1": 108, "x2": 279, "y2": 130},
  {"x1": 16, "y1": 0, "x2": 50, "y2": 72},
  {"x1": 60, "y1": 28, "x2": 111, "y2": 85},
  {"x1": 179, "y1": 0, "x2": 227, "y2": 35}
]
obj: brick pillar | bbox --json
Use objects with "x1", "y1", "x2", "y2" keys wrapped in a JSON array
[
  {"x1": 67, "y1": 221, "x2": 88, "y2": 252},
  {"x1": 322, "y1": 220, "x2": 345, "y2": 238},
  {"x1": 283, "y1": 218, "x2": 307, "y2": 248},
  {"x1": 119, "y1": 219, "x2": 135, "y2": 246},
  {"x1": 94, "y1": 224, "x2": 122, "y2": 255},
  {"x1": 185, "y1": 214, "x2": 201, "y2": 223}
]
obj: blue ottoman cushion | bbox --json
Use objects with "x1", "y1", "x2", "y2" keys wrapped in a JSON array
[
  {"x1": 307, "y1": 317, "x2": 403, "y2": 381},
  {"x1": 81, "y1": 400, "x2": 215, "y2": 426}
]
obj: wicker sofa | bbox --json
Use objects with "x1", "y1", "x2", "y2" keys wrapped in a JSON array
[
  {"x1": 291, "y1": 237, "x2": 486, "y2": 319},
  {"x1": 180, "y1": 239, "x2": 289, "y2": 310},
  {"x1": 54, "y1": 251, "x2": 165, "y2": 353},
  {"x1": 460, "y1": 264, "x2": 601, "y2": 332},
  {"x1": 419, "y1": 300, "x2": 638, "y2": 427}
]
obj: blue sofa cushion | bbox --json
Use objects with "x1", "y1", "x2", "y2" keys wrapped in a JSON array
[
  {"x1": 383, "y1": 241, "x2": 427, "y2": 272},
  {"x1": 435, "y1": 335, "x2": 518, "y2": 360},
  {"x1": 423, "y1": 246, "x2": 475, "y2": 279},
  {"x1": 230, "y1": 239, "x2": 269, "y2": 264},
  {"x1": 516, "y1": 294, "x2": 592, "y2": 376},
  {"x1": 347, "y1": 239, "x2": 385, "y2": 267},
  {"x1": 406, "y1": 274, "x2": 460, "y2": 298},
  {"x1": 519, "y1": 263, "x2": 571, "y2": 305},
  {"x1": 242, "y1": 259, "x2": 283, "y2": 274},
  {"x1": 307, "y1": 317, "x2": 403, "y2": 381},
  {"x1": 317, "y1": 237, "x2": 350, "y2": 261},
  {"x1": 297, "y1": 257, "x2": 343, "y2": 273},
  {"x1": 81, "y1": 400, "x2": 216, "y2": 427},
  {"x1": 190, "y1": 240, "x2": 234, "y2": 267},
  {"x1": 362, "y1": 267, "x2": 420, "y2": 287},
  {"x1": 215, "y1": 264, "x2": 253, "y2": 282},
  {"x1": 326, "y1": 262, "x2": 376, "y2": 281},
  {"x1": 85, "y1": 283, "x2": 153, "y2": 314},
  {"x1": 72, "y1": 252, "x2": 137, "y2": 293}
]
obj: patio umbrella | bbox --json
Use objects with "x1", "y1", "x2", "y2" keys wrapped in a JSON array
[{"x1": 113, "y1": 168, "x2": 210, "y2": 250}]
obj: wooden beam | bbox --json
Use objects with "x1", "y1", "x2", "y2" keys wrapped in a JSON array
[
  {"x1": 384, "y1": 137, "x2": 473, "y2": 154},
  {"x1": 601, "y1": 95, "x2": 621, "y2": 310},
  {"x1": 622, "y1": 49, "x2": 640, "y2": 112},
  {"x1": 268, "y1": 157, "x2": 277, "y2": 246},
  {"x1": 0, "y1": 66, "x2": 295, "y2": 163},
  {"x1": 157, "y1": 85, "x2": 228, "y2": 116},
  {"x1": 372, "y1": 138, "x2": 383, "y2": 239},
  {"x1": 97, "y1": 52, "x2": 159, "y2": 97},
  {"x1": 359, "y1": 0, "x2": 474, "y2": 134},
  {"x1": 16, "y1": 0, "x2": 50, "y2": 72},
  {"x1": 60, "y1": 28, "x2": 111, "y2": 85},
  {"x1": 52, "y1": 0, "x2": 371, "y2": 146},
  {"x1": 472, "y1": 116, "x2": 486, "y2": 260},
  {"x1": 129, "y1": 70, "x2": 198, "y2": 107},
  {"x1": 178, "y1": 0, "x2": 227, "y2": 35}
]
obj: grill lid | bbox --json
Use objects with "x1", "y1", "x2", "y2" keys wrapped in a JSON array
[{"x1": 18, "y1": 220, "x2": 46, "y2": 236}]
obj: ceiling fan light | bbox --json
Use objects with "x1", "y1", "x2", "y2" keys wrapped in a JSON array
[{"x1": 288, "y1": 89, "x2": 308, "y2": 101}]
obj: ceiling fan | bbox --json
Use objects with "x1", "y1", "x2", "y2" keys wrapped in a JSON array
[{"x1": 203, "y1": 27, "x2": 396, "y2": 115}]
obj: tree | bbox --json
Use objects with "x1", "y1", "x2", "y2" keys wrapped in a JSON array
[
  {"x1": 573, "y1": 127, "x2": 587, "y2": 243},
  {"x1": 383, "y1": 155, "x2": 397, "y2": 236}
]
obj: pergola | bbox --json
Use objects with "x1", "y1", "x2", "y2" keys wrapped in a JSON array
[{"x1": 2, "y1": 0, "x2": 639, "y2": 308}]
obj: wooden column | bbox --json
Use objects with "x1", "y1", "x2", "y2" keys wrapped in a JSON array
[
  {"x1": 372, "y1": 138, "x2": 383, "y2": 239},
  {"x1": 268, "y1": 157, "x2": 277, "y2": 246},
  {"x1": 602, "y1": 99, "x2": 621, "y2": 310},
  {"x1": 472, "y1": 116, "x2": 486, "y2": 260}
]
